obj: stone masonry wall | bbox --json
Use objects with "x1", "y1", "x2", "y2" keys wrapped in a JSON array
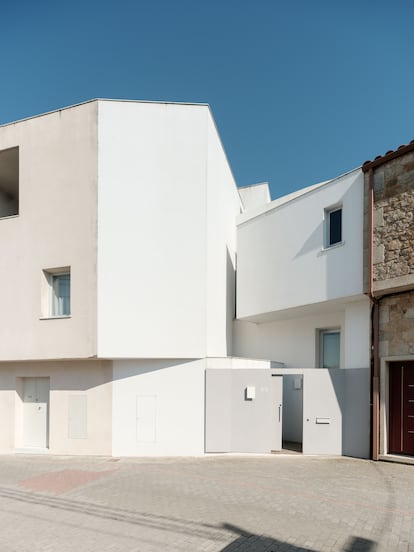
[
  {"x1": 379, "y1": 291, "x2": 414, "y2": 357},
  {"x1": 372, "y1": 150, "x2": 414, "y2": 283}
]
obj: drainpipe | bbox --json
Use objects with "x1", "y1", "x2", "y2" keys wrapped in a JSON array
[{"x1": 368, "y1": 167, "x2": 380, "y2": 460}]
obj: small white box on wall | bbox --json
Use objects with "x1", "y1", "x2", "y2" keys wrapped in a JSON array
[{"x1": 245, "y1": 386, "x2": 256, "y2": 400}]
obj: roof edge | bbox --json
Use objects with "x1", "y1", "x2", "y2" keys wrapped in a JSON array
[
  {"x1": 0, "y1": 98, "x2": 210, "y2": 128},
  {"x1": 237, "y1": 166, "x2": 361, "y2": 225},
  {"x1": 362, "y1": 140, "x2": 414, "y2": 172}
]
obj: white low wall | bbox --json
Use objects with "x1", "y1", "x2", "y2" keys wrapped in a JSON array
[{"x1": 112, "y1": 359, "x2": 206, "y2": 456}]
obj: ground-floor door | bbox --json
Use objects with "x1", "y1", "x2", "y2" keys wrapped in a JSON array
[
  {"x1": 271, "y1": 375, "x2": 283, "y2": 451},
  {"x1": 22, "y1": 377, "x2": 49, "y2": 449},
  {"x1": 389, "y1": 362, "x2": 414, "y2": 455}
]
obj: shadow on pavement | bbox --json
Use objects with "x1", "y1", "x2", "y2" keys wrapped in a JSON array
[
  {"x1": 220, "y1": 523, "x2": 314, "y2": 551},
  {"x1": 220, "y1": 524, "x2": 377, "y2": 552},
  {"x1": 343, "y1": 536, "x2": 377, "y2": 551},
  {"x1": 0, "y1": 486, "x2": 378, "y2": 551}
]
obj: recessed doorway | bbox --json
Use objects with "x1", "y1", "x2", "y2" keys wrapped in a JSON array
[
  {"x1": 389, "y1": 362, "x2": 414, "y2": 456},
  {"x1": 282, "y1": 374, "x2": 303, "y2": 453}
]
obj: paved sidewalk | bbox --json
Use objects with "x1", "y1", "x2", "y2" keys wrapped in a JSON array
[{"x1": 0, "y1": 454, "x2": 413, "y2": 551}]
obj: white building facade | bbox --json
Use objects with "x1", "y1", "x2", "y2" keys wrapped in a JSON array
[{"x1": 0, "y1": 100, "x2": 371, "y2": 458}]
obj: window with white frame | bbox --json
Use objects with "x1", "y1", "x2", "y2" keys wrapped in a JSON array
[
  {"x1": 51, "y1": 272, "x2": 70, "y2": 316},
  {"x1": 325, "y1": 206, "x2": 342, "y2": 247},
  {"x1": 318, "y1": 329, "x2": 340, "y2": 369},
  {"x1": 42, "y1": 268, "x2": 71, "y2": 317}
]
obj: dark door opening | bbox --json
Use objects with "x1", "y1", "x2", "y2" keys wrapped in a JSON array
[{"x1": 389, "y1": 362, "x2": 414, "y2": 455}]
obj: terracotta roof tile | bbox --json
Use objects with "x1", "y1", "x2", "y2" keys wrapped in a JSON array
[{"x1": 362, "y1": 140, "x2": 414, "y2": 171}]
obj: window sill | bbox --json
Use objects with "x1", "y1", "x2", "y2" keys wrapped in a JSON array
[
  {"x1": 39, "y1": 315, "x2": 72, "y2": 320},
  {"x1": 321, "y1": 241, "x2": 345, "y2": 253},
  {"x1": 0, "y1": 214, "x2": 19, "y2": 221}
]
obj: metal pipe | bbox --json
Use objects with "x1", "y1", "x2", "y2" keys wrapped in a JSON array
[{"x1": 367, "y1": 167, "x2": 380, "y2": 460}]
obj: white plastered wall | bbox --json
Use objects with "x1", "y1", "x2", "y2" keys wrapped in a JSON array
[
  {"x1": 206, "y1": 113, "x2": 241, "y2": 356},
  {"x1": 97, "y1": 101, "x2": 207, "y2": 358},
  {"x1": 234, "y1": 297, "x2": 370, "y2": 370},
  {"x1": 233, "y1": 311, "x2": 346, "y2": 368},
  {"x1": 112, "y1": 359, "x2": 206, "y2": 456},
  {"x1": 97, "y1": 101, "x2": 241, "y2": 359},
  {"x1": 344, "y1": 300, "x2": 370, "y2": 368},
  {"x1": 237, "y1": 169, "x2": 364, "y2": 320}
]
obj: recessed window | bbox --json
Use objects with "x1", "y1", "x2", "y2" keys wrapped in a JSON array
[
  {"x1": 319, "y1": 329, "x2": 340, "y2": 369},
  {"x1": 325, "y1": 206, "x2": 342, "y2": 247},
  {"x1": 51, "y1": 273, "x2": 70, "y2": 316},
  {"x1": 0, "y1": 147, "x2": 19, "y2": 218},
  {"x1": 41, "y1": 267, "x2": 71, "y2": 318}
]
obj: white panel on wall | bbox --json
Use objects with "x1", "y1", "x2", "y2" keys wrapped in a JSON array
[
  {"x1": 136, "y1": 395, "x2": 157, "y2": 443},
  {"x1": 68, "y1": 395, "x2": 87, "y2": 439}
]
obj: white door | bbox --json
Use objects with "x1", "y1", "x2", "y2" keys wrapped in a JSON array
[
  {"x1": 271, "y1": 375, "x2": 283, "y2": 451},
  {"x1": 23, "y1": 377, "x2": 49, "y2": 449},
  {"x1": 302, "y1": 370, "x2": 344, "y2": 455}
]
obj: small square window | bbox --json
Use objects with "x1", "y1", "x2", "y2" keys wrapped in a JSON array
[
  {"x1": 41, "y1": 267, "x2": 71, "y2": 318},
  {"x1": 325, "y1": 206, "x2": 342, "y2": 247},
  {"x1": 318, "y1": 329, "x2": 340, "y2": 369}
]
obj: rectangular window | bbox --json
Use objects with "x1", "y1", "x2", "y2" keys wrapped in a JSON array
[
  {"x1": 324, "y1": 206, "x2": 342, "y2": 247},
  {"x1": 41, "y1": 267, "x2": 71, "y2": 318},
  {"x1": 319, "y1": 330, "x2": 340, "y2": 369},
  {"x1": 0, "y1": 146, "x2": 19, "y2": 219},
  {"x1": 51, "y1": 273, "x2": 71, "y2": 316}
]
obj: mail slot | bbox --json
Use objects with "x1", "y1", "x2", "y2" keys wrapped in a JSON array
[{"x1": 316, "y1": 417, "x2": 330, "y2": 424}]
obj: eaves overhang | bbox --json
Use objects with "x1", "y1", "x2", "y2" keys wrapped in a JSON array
[{"x1": 362, "y1": 140, "x2": 414, "y2": 172}]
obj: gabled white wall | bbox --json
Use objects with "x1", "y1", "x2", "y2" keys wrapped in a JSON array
[
  {"x1": 97, "y1": 101, "x2": 241, "y2": 358},
  {"x1": 237, "y1": 169, "x2": 364, "y2": 320}
]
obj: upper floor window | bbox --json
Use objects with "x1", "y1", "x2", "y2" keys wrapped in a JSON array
[
  {"x1": 41, "y1": 267, "x2": 71, "y2": 318},
  {"x1": 51, "y1": 273, "x2": 71, "y2": 316},
  {"x1": 0, "y1": 147, "x2": 19, "y2": 219},
  {"x1": 325, "y1": 206, "x2": 342, "y2": 247}
]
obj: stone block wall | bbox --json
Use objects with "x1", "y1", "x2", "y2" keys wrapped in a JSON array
[
  {"x1": 371, "y1": 151, "x2": 414, "y2": 286},
  {"x1": 379, "y1": 291, "x2": 414, "y2": 357}
]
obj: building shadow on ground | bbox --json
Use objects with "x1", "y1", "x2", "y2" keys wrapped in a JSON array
[
  {"x1": 220, "y1": 523, "x2": 377, "y2": 551},
  {"x1": 0, "y1": 486, "x2": 377, "y2": 551}
]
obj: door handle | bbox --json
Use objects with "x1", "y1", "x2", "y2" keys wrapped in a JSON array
[{"x1": 278, "y1": 404, "x2": 282, "y2": 422}]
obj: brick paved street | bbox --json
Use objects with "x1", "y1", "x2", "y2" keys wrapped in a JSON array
[{"x1": 0, "y1": 454, "x2": 412, "y2": 551}]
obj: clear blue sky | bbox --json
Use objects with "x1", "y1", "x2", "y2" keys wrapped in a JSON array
[{"x1": 2, "y1": 0, "x2": 414, "y2": 199}]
